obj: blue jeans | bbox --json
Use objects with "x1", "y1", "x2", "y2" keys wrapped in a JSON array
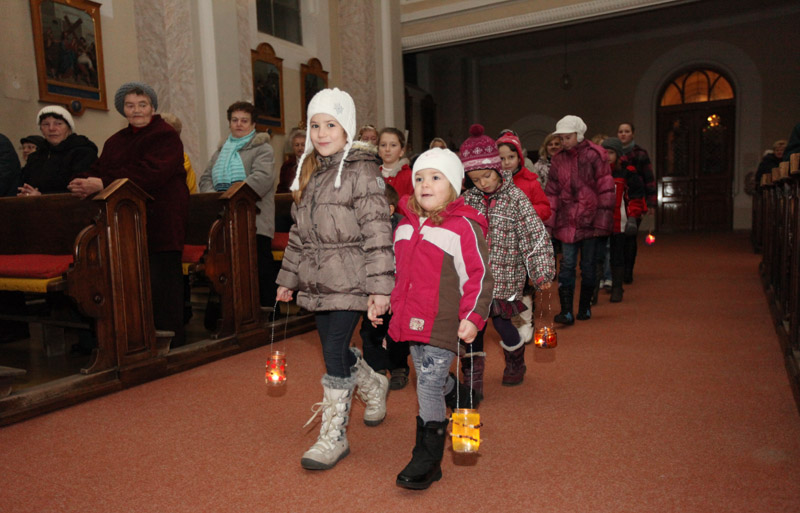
[
  {"x1": 315, "y1": 310, "x2": 361, "y2": 378},
  {"x1": 410, "y1": 344, "x2": 455, "y2": 423},
  {"x1": 558, "y1": 238, "x2": 598, "y2": 293}
]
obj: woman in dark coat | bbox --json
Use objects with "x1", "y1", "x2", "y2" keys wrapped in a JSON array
[
  {"x1": 69, "y1": 82, "x2": 188, "y2": 346},
  {"x1": 17, "y1": 106, "x2": 97, "y2": 196}
]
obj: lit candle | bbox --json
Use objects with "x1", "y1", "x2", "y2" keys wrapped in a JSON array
[
  {"x1": 645, "y1": 233, "x2": 656, "y2": 245},
  {"x1": 451, "y1": 408, "x2": 481, "y2": 453},
  {"x1": 265, "y1": 351, "x2": 287, "y2": 386}
]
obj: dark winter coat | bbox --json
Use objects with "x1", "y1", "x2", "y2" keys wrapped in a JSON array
[
  {"x1": 0, "y1": 133, "x2": 21, "y2": 197},
  {"x1": 755, "y1": 152, "x2": 782, "y2": 189},
  {"x1": 21, "y1": 133, "x2": 97, "y2": 194},
  {"x1": 85, "y1": 115, "x2": 188, "y2": 252},
  {"x1": 463, "y1": 169, "x2": 555, "y2": 301},
  {"x1": 545, "y1": 140, "x2": 614, "y2": 243},
  {"x1": 620, "y1": 143, "x2": 657, "y2": 210},
  {"x1": 276, "y1": 143, "x2": 395, "y2": 312},
  {"x1": 389, "y1": 197, "x2": 493, "y2": 352}
]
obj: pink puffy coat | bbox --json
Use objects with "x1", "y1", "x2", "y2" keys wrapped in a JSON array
[{"x1": 544, "y1": 139, "x2": 614, "y2": 243}]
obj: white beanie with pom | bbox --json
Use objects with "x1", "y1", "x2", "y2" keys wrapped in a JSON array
[{"x1": 291, "y1": 88, "x2": 356, "y2": 191}]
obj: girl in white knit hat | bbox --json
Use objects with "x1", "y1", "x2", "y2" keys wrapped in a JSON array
[
  {"x1": 545, "y1": 115, "x2": 615, "y2": 324},
  {"x1": 275, "y1": 88, "x2": 395, "y2": 470}
]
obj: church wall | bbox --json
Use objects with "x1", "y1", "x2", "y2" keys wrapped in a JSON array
[{"x1": 0, "y1": 0, "x2": 141, "y2": 161}]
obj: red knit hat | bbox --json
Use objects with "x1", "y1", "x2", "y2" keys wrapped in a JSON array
[
  {"x1": 459, "y1": 124, "x2": 501, "y2": 173},
  {"x1": 496, "y1": 132, "x2": 523, "y2": 163}
]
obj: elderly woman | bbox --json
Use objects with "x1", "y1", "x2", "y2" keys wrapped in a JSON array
[
  {"x1": 199, "y1": 101, "x2": 276, "y2": 306},
  {"x1": 276, "y1": 127, "x2": 305, "y2": 194},
  {"x1": 69, "y1": 81, "x2": 189, "y2": 346},
  {"x1": 17, "y1": 106, "x2": 97, "y2": 196}
]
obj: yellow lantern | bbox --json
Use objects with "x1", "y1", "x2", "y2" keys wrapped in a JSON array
[
  {"x1": 265, "y1": 350, "x2": 287, "y2": 386},
  {"x1": 451, "y1": 408, "x2": 481, "y2": 453},
  {"x1": 533, "y1": 326, "x2": 558, "y2": 348}
]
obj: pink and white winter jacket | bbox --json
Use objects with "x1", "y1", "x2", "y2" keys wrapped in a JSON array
[{"x1": 388, "y1": 197, "x2": 494, "y2": 352}]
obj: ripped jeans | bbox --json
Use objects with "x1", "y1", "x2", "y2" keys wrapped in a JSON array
[{"x1": 410, "y1": 343, "x2": 456, "y2": 423}]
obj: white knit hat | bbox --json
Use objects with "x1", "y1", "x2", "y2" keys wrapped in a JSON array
[
  {"x1": 36, "y1": 106, "x2": 75, "y2": 132},
  {"x1": 554, "y1": 115, "x2": 587, "y2": 142},
  {"x1": 412, "y1": 148, "x2": 464, "y2": 195},
  {"x1": 291, "y1": 88, "x2": 356, "y2": 191}
]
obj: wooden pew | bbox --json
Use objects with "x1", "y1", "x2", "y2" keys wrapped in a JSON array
[
  {"x1": 185, "y1": 182, "x2": 265, "y2": 343},
  {"x1": 0, "y1": 179, "x2": 155, "y2": 423}
]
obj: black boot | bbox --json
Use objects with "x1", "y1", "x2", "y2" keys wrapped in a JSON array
[
  {"x1": 553, "y1": 288, "x2": 574, "y2": 325},
  {"x1": 610, "y1": 266, "x2": 625, "y2": 303},
  {"x1": 396, "y1": 417, "x2": 448, "y2": 490},
  {"x1": 444, "y1": 373, "x2": 480, "y2": 409},
  {"x1": 576, "y1": 284, "x2": 593, "y2": 320}
]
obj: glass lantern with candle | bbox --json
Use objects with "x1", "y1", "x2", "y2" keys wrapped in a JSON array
[
  {"x1": 265, "y1": 350, "x2": 287, "y2": 386},
  {"x1": 451, "y1": 408, "x2": 481, "y2": 453},
  {"x1": 533, "y1": 325, "x2": 558, "y2": 348}
]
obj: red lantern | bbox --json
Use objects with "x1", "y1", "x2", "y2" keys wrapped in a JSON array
[
  {"x1": 533, "y1": 326, "x2": 558, "y2": 348},
  {"x1": 265, "y1": 350, "x2": 287, "y2": 386},
  {"x1": 645, "y1": 233, "x2": 656, "y2": 245}
]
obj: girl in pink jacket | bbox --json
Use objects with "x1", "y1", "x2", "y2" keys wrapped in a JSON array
[{"x1": 371, "y1": 148, "x2": 493, "y2": 490}]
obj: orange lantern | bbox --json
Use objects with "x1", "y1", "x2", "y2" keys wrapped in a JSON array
[
  {"x1": 533, "y1": 326, "x2": 558, "y2": 348},
  {"x1": 451, "y1": 408, "x2": 481, "y2": 453},
  {"x1": 645, "y1": 233, "x2": 656, "y2": 245},
  {"x1": 265, "y1": 350, "x2": 287, "y2": 386}
]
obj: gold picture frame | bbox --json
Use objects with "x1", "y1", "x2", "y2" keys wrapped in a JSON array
[
  {"x1": 29, "y1": 0, "x2": 107, "y2": 115},
  {"x1": 251, "y1": 43, "x2": 285, "y2": 134}
]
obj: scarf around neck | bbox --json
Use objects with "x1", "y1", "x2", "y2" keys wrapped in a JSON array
[
  {"x1": 212, "y1": 130, "x2": 255, "y2": 191},
  {"x1": 621, "y1": 140, "x2": 636, "y2": 155}
]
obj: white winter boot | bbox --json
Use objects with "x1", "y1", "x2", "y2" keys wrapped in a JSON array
[
  {"x1": 517, "y1": 294, "x2": 534, "y2": 344},
  {"x1": 352, "y1": 347, "x2": 389, "y2": 426},
  {"x1": 300, "y1": 374, "x2": 356, "y2": 470}
]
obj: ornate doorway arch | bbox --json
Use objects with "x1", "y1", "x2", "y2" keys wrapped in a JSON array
[
  {"x1": 656, "y1": 68, "x2": 735, "y2": 232},
  {"x1": 633, "y1": 40, "x2": 762, "y2": 230}
]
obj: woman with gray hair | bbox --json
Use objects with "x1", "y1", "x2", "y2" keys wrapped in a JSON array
[{"x1": 69, "y1": 81, "x2": 189, "y2": 346}]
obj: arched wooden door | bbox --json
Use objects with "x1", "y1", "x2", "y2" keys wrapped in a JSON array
[{"x1": 656, "y1": 69, "x2": 735, "y2": 232}]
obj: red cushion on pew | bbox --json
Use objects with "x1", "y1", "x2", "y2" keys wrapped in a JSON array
[
  {"x1": 0, "y1": 254, "x2": 73, "y2": 279},
  {"x1": 182, "y1": 244, "x2": 206, "y2": 264},
  {"x1": 272, "y1": 232, "x2": 289, "y2": 251}
]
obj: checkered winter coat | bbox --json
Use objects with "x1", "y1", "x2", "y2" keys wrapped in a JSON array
[{"x1": 463, "y1": 170, "x2": 555, "y2": 301}]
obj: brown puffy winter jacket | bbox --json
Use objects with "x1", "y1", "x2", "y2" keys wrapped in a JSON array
[{"x1": 276, "y1": 143, "x2": 395, "y2": 311}]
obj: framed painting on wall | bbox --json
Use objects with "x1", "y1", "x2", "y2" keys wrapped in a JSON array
[
  {"x1": 29, "y1": 0, "x2": 107, "y2": 114},
  {"x1": 300, "y1": 58, "x2": 328, "y2": 123},
  {"x1": 251, "y1": 42, "x2": 285, "y2": 134}
]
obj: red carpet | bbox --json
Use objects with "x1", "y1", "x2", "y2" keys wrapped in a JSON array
[{"x1": 2, "y1": 232, "x2": 799, "y2": 512}]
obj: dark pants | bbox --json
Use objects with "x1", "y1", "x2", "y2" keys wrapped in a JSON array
[
  {"x1": 360, "y1": 312, "x2": 390, "y2": 372},
  {"x1": 623, "y1": 217, "x2": 642, "y2": 277},
  {"x1": 466, "y1": 315, "x2": 520, "y2": 354},
  {"x1": 610, "y1": 233, "x2": 625, "y2": 267},
  {"x1": 150, "y1": 250, "x2": 184, "y2": 346},
  {"x1": 558, "y1": 238, "x2": 598, "y2": 292},
  {"x1": 315, "y1": 310, "x2": 361, "y2": 378},
  {"x1": 256, "y1": 234, "x2": 275, "y2": 307}
]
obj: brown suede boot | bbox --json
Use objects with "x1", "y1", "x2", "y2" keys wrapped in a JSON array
[{"x1": 502, "y1": 346, "x2": 526, "y2": 386}]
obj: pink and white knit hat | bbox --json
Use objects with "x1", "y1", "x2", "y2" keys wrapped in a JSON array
[{"x1": 459, "y1": 124, "x2": 501, "y2": 173}]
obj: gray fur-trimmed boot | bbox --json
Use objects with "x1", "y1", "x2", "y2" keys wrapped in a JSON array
[
  {"x1": 300, "y1": 374, "x2": 356, "y2": 470},
  {"x1": 351, "y1": 347, "x2": 389, "y2": 426}
]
